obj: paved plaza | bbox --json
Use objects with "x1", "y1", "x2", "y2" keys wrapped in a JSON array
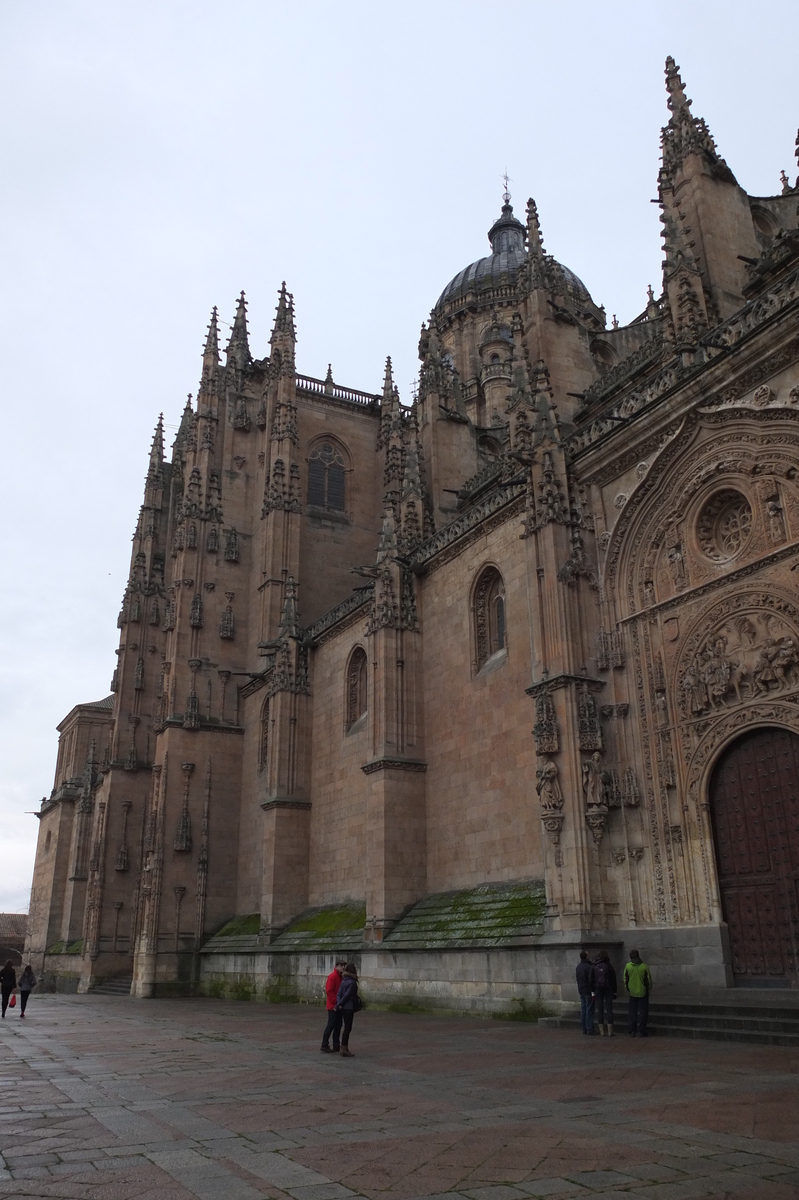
[{"x1": 2, "y1": 996, "x2": 799, "y2": 1200}]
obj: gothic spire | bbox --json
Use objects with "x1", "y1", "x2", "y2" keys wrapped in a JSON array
[
  {"x1": 147, "y1": 414, "x2": 164, "y2": 481},
  {"x1": 199, "y1": 308, "x2": 220, "y2": 404},
  {"x1": 226, "y1": 291, "x2": 251, "y2": 370},
  {"x1": 271, "y1": 282, "x2": 296, "y2": 343},
  {"x1": 203, "y1": 306, "x2": 219, "y2": 364},
  {"x1": 659, "y1": 56, "x2": 733, "y2": 188}
]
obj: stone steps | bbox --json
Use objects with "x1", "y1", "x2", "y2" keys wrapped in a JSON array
[
  {"x1": 539, "y1": 1001, "x2": 799, "y2": 1046},
  {"x1": 88, "y1": 976, "x2": 133, "y2": 996}
]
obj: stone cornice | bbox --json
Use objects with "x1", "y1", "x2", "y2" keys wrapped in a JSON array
[
  {"x1": 361, "y1": 757, "x2": 428, "y2": 775},
  {"x1": 260, "y1": 799, "x2": 312, "y2": 811},
  {"x1": 304, "y1": 588, "x2": 373, "y2": 646},
  {"x1": 525, "y1": 673, "x2": 605, "y2": 697},
  {"x1": 410, "y1": 488, "x2": 527, "y2": 575}
]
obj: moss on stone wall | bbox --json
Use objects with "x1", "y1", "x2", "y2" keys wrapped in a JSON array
[
  {"x1": 285, "y1": 904, "x2": 366, "y2": 935},
  {"x1": 385, "y1": 880, "x2": 546, "y2": 948},
  {"x1": 212, "y1": 913, "x2": 261, "y2": 938}
]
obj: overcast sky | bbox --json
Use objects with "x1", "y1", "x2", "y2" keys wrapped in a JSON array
[{"x1": 1, "y1": 1, "x2": 798, "y2": 912}]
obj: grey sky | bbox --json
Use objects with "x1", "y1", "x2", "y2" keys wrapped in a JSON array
[{"x1": 2, "y1": 1, "x2": 798, "y2": 911}]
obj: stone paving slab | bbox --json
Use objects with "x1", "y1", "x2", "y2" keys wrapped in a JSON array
[{"x1": 2, "y1": 995, "x2": 799, "y2": 1198}]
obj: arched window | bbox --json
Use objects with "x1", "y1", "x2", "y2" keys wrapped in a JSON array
[
  {"x1": 346, "y1": 646, "x2": 368, "y2": 730},
  {"x1": 259, "y1": 698, "x2": 270, "y2": 771},
  {"x1": 473, "y1": 566, "x2": 506, "y2": 671},
  {"x1": 308, "y1": 441, "x2": 347, "y2": 512}
]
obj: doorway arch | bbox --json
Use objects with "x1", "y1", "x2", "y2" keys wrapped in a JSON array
[{"x1": 710, "y1": 727, "x2": 799, "y2": 987}]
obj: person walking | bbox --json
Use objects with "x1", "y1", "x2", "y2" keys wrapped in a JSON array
[
  {"x1": 335, "y1": 962, "x2": 361, "y2": 1057},
  {"x1": 0, "y1": 960, "x2": 16, "y2": 1018},
  {"x1": 593, "y1": 950, "x2": 617, "y2": 1036},
  {"x1": 576, "y1": 950, "x2": 596, "y2": 1035},
  {"x1": 18, "y1": 965, "x2": 36, "y2": 1018},
  {"x1": 320, "y1": 959, "x2": 346, "y2": 1053},
  {"x1": 624, "y1": 948, "x2": 652, "y2": 1037}
]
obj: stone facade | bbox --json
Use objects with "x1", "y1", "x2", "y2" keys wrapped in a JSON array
[{"x1": 26, "y1": 60, "x2": 799, "y2": 1004}]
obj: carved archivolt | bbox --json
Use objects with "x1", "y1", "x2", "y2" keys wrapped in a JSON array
[
  {"x1": 685, "y1": 701, "x2": 799, "y2": 806},
  {"x1": 605, "y1": 412, "x2": 799, "y2": 614}
]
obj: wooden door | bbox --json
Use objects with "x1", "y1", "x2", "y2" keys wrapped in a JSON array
[{"x1": 710, "y1": 727, "x2": 799, "y2": 987}]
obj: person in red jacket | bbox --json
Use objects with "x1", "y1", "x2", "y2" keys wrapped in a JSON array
[{"x1": 320, "y1": 959, "x2": 347, "y2": 1053}]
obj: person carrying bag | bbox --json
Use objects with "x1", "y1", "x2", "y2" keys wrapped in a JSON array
[{"x1": 0, "y1": 960, "x2": 16, "y2": 1018}]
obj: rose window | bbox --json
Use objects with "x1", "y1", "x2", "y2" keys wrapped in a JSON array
[{"x1": 697, "y1": 490, "x2": 753, "y2": 561}]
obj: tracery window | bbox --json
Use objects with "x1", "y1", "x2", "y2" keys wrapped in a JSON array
[
  {"x1": 308, "y1": 441, "x2": 346, "y2": 512},
  {"x1": 346, "y1": 646, "x2": 368, "y2": 730},
  {"x1": 473, "y1": 566, "x2": 506, "y2": 671},
  {"x1": 697, "y1": 490, "x2": 753, "y2": 561}
]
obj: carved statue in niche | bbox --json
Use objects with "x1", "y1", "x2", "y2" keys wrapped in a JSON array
[
  {"x1": 679, "y1": 607, "x2": 799, "y2": 717},
  {"x1": 535, "y1": 759, "x2": 563, "y2": 813},
  {"x1": 667, "y1": 542, "x2": 686, "y2": 589},
  {"x1": 582, "y1": 751, "x2": 610, "y2": 809},
  {"x1": 766, "y1": 498, "x2": 786, "y2": 543}
]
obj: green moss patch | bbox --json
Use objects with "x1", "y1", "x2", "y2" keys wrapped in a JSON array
[
  {"x1": 385, "y1": 880, "x2": 546, "y2": 948},
  {"x1": 46, "y1": 939, "x2": 83, "y2": 956},
  {"x1": 213, "y1": 913, "x2": 261, "y2": 938},
  {"x1": 285, "y1": 904, "x2": 366, "y2": 935},
  {"x1": 270, "y1": 903, "x2": 366, "y2": 951}
]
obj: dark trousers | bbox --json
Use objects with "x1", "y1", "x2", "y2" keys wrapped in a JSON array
[
  {"x1": 321, "y1": 1009, "x2": 342, "y2": 1049},
  {"x1": 628, "y1": 994, "x2": 649, "y2": 1036},
  {"x1": 1, "y1": 989, "x2": 11, "y2": 1017},
  {"x1": 20, "y1": 990, "x2": 30, "y2": 1015},
  {"x1": 579, "y1": 993, "x2": 595, "y2": 1033},
  {"x1": 595, "y1": 989, "x2": 614, "y2": 1025},
  {"x1": 341, "y1": 1009, "x2": 354, "y2": 1046}
]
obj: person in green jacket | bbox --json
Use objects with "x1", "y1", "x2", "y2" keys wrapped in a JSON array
[{"x1": 623, "y1": 949, "x2": 652, "y2": 1037}]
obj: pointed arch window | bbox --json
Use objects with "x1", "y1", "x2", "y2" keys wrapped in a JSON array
[
  {"x1": 346, "y1": 646, "x2": 368, "y2": 730},
  {"x1": 473, "y1": 566, "x2": 506, "y2": 671},
  {"x1": 308, "y1": 441, "x2": 346, "y2": 512}
]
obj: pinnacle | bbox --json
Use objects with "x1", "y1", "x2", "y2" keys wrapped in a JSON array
[
  {"x1": 226, "y1": 291, "x2": 251, "y2": 366},
  {"x1": 526, "y1": 198, "x2": 545, "y2": 256},
  {"x1": 203, "y1": 307, "x2": 219, "y2": 361},
  {"x1": 272, "y1": 281, "x2": 297, "y2": 340},
  {"x1": 279, "y1": 574, "x2": 299, "y2": 637},
  {"x1": 665, "y1": 56, "x2": 690, "y2": 113},
  {"x1": 147, "y1": 414, "x2": 165, "y2": 477},
  {"x1": 382, "y1": 356, "x2": 395, "y2": 398}
]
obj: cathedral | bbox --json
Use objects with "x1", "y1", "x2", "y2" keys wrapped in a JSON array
[{"x1": 26, "y1": 59, "x2": 799, "y2": 1007}]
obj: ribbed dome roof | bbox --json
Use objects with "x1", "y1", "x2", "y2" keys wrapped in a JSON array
[{"x1": 434, "y1": 200, "x2": 595, "y2": 315}]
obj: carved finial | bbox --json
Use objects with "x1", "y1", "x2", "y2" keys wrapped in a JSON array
[
  {"x1": 647, "y1": 284, "x2": 655, "y2": 304},
  {"x1": 781, "y1": 169, "x2": 791, "y2": 194},
  {"x1": 324, "y1": 364, "x2": 334, "y2": 394},
  {"x1": 664, "y1": 56, "x2": 690, "y2": 113},
  {"x1": 612, "y1": 314, "x2": 619, "y2": 330}
]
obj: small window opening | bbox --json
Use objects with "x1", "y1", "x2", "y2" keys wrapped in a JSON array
[{"x1": 308, "y1": 442, "x2": 346, "y2": 512}]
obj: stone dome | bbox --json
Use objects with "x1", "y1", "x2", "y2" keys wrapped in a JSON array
[{"x1": 434, "y1": 200, "x2": 597, "y2": 317}]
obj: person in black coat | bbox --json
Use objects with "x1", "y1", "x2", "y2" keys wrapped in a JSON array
[
  {"x1": 576, "y1": 950, "x2": 596, "y2": 1035},
  {"x1": 335, "y1": 963, "x2": 360, "y2": 1058},
  {"x1": 592, "y1": 950, "x2": 617, "y2": 1036},
  {"x1": 0, "y1": 961, "x2": 16, "y2": 1018}
]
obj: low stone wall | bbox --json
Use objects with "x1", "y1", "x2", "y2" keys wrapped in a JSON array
[{"x1": 197, "y1": 924, "x2": 733, "y2": 1014}]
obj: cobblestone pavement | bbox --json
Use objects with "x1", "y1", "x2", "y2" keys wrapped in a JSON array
[{"x1": 2, "y1": 996, "x2": 799, "y2": 1200}]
